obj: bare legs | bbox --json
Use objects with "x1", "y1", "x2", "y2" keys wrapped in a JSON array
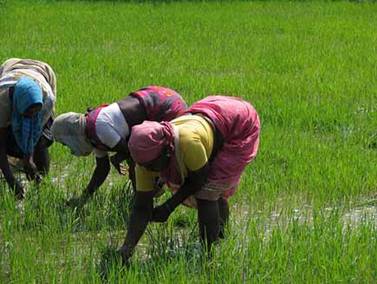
[
  {"x1": 218, "y1": 197, "x2": 229, "y2": 239},
  {"x1": 197, "y1": 197, "x2": 229, "y2": 251}
]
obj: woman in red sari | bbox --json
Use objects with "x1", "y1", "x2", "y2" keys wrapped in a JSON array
[{"x1": 51, "y1": 86, "x2": 187, "y2": 206}]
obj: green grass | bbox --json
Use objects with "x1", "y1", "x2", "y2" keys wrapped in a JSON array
[{"x1": 1, "y1": 0, "x2": 377, "y2": 282}]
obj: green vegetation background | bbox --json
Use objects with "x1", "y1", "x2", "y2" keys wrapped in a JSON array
[{"x1": 1, "y1": 1, "x2": 377, "y2": 282}]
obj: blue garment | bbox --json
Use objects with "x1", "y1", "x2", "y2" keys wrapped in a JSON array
[{"x1": 11, "y1": 77, "x2": 43, "y2": 156}]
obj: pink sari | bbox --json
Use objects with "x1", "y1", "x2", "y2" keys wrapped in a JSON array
[
  {"x1": 129, "y1": 96, "x2": 260, "y2": 203},
  {"x1": 186, "y1": 96, "x2": 260, "y2": 198}
]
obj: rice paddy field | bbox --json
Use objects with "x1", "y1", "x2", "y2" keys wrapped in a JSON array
[{"x1": 1, "y1": 0, "x2": 377, "y2": 282}]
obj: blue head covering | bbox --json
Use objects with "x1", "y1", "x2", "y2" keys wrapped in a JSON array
[{"x1": 11, "y1": 77, "x2": 43, "y2": 156}]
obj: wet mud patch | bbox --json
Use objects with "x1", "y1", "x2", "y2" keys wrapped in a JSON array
[{"x1": 232, "y1": 197, "x2": 377, "y2": 241}]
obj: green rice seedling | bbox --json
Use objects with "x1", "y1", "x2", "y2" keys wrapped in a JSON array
[
  {"x1": 97, "y1": 244, "x2": 124, "y2": 281},
  {"x1": 1, "y1": 0, "x2": 377, "y2": 282}
]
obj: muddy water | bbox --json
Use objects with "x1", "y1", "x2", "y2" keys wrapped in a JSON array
[
  {"x1": 1, "y1": 202, "x2": 376, "y2": 281},
  {"x1": 231, "y1": 198, "x2": 377, "y2": 242},
  {"x1": 343, "y1": 204, "x2": 377, "y2": 227}
]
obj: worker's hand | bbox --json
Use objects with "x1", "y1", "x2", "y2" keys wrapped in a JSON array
[
  {"x1": 66, "y1": 195, "x2": 87, "y2": 209},
  {"x1": 23, "y1": 156, "x2": 39, "y2": 182},
  {"x1": 151, "y1": 203, "x2": 172, "y2": 223},
  {"x1": 12, "y1": 179, "x2": 25, "y2": 200},
  {"x1": 117, "y1": 245, "x2": 132, "y2": 267}
]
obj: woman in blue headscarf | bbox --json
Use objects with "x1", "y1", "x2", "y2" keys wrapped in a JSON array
[{"x1": 0, "y1": 58, "x2": 57, "y2": 199}]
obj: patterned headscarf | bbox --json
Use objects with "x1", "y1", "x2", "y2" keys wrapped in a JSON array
[
  {"x1": 128, "y1": 121, "x2": 175, "y2": 164},
  {"x1": 51, "y1": 112, "x2": 93, "y2": 156}
]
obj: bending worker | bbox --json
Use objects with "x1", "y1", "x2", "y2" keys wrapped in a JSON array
[
  {"x1": 119, "y1": 95, "x2": 260, "y2": 263},
  {"x1": 51, "y1": 85, "x2": 187, "y2": 206},
  {"x1": 0, "y1": 58, "x2": 56, "y2": 199}
]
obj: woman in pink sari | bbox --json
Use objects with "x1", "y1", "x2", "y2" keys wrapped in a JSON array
[{"x1": 119, "y1": 95, "x2": 260, "y2": 263}]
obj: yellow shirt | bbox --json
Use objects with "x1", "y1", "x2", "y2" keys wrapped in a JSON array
[{"x1": 136, "y1": 115, "x2": 214, "y2": 191}]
